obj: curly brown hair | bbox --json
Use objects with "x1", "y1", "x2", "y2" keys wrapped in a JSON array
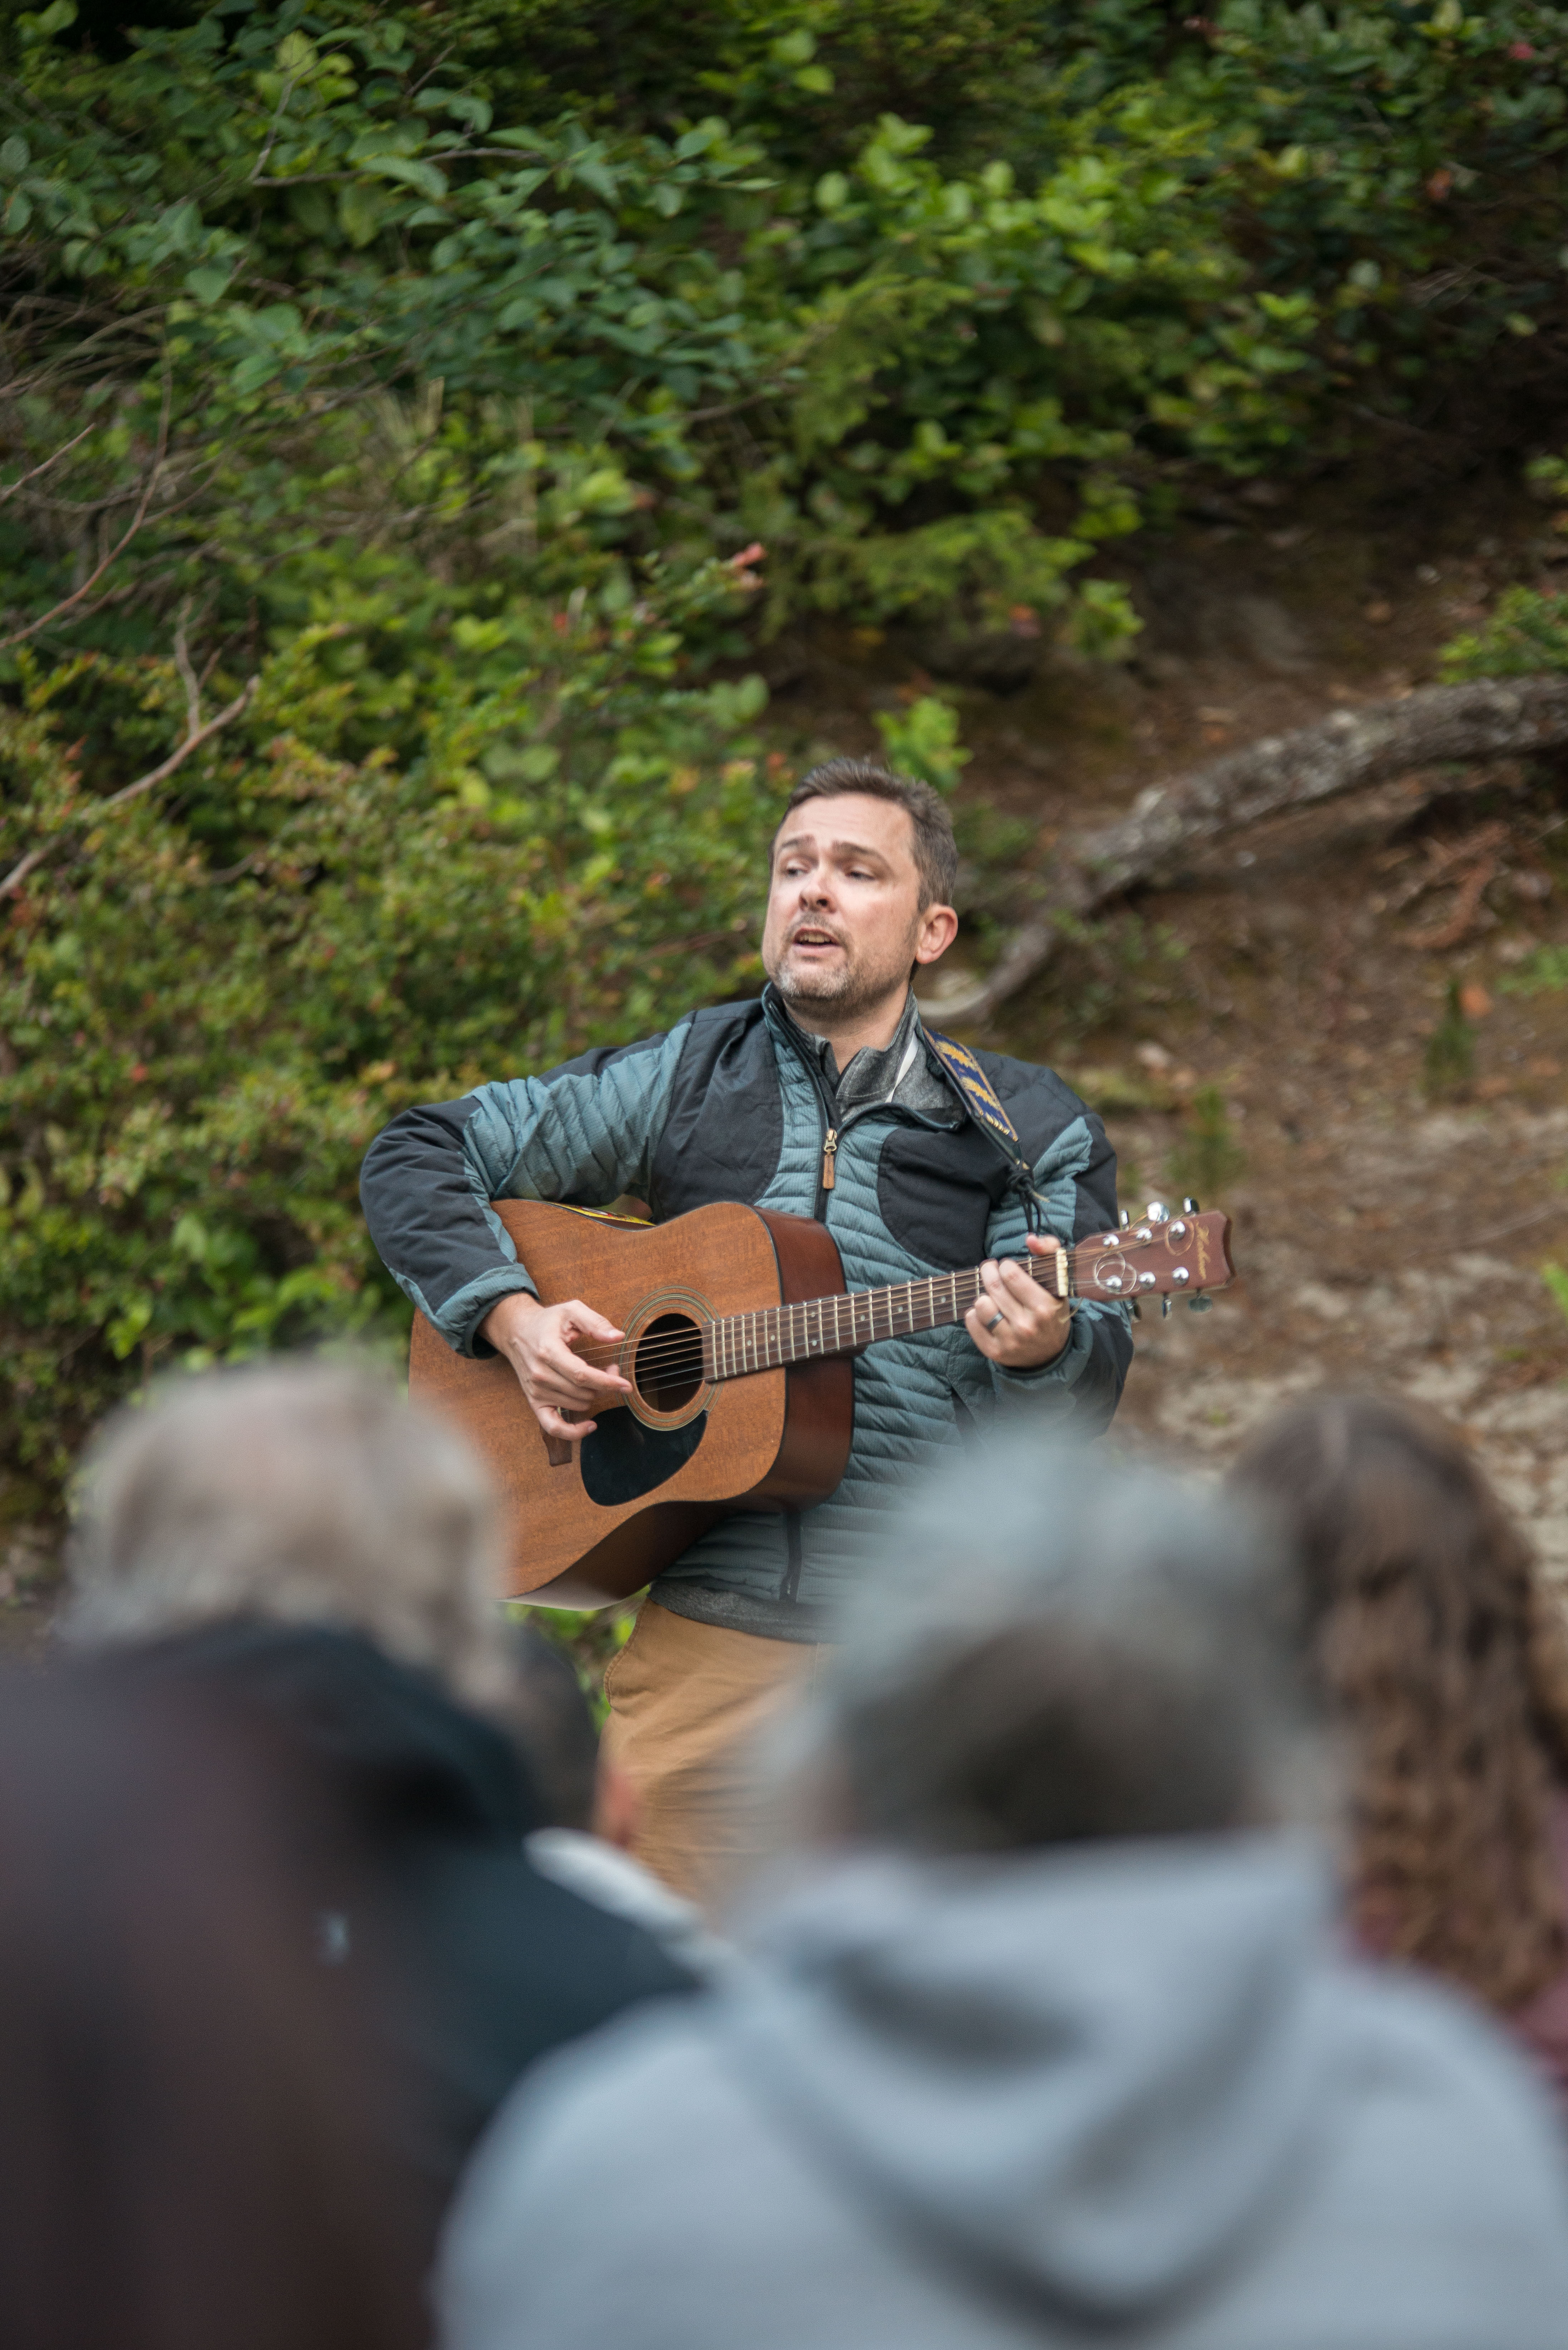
[{"x1": 1229, "y1": 1393, "x2": 1568, "y2": 2013}]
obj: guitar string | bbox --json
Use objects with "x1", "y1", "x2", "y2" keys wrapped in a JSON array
[
  {"x1": 554, "y1": 1262, "x2": 1096, "y2": 1377},
  {"x1": 544, "y1": 1229, "x2": 1191, "y2": 1378},
  {"x1": 553, "y1": 1232, "x2": 1183, "y2": 1376}
]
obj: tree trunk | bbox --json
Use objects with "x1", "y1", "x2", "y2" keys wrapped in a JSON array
[{"x1": 928, "y1": 676, "x2": 1568, "y2": 1026}]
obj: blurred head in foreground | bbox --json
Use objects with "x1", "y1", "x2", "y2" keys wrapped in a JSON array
[
  {"x1": 63, "y1": 1363, "x2": 699, "y2": 2190},
  {"x1": 67, "y1": 1359, "x2": 510, "y2": 1712},
  {"x1": 439, "y1": 1436, "x2": 1568, "y2": 2350},
  {"x1": 783, "y1": 1434, "x2": 1325, "y2": 1855},
  {"x1": 0, "y1": 1672, "x2": 427, "y2": 2350},
  {"x1": 1231, "y1": 1393, "x2": 1568, "y2": 2013}
]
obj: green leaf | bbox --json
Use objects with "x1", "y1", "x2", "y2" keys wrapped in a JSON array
[
  {"x1": 360, "y1": 154, "x2": 449, "y2": 203},
  {"x1": 0, "y1": 137, "x2": 30, "y2": 177},
  {"x1": 337, "y1": 181, "x2": 387, "y2": 247},
  {"x1": 184, "y1": 265, "x2": 230, "y2": 305},
  {"x1": 19, "y1": 0, "x2": 76, "y2": 44}
]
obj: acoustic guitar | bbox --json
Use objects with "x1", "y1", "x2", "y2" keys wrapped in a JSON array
[{"x1": 408, "y1": 1196, "x2": 1234, "y2": 1608}]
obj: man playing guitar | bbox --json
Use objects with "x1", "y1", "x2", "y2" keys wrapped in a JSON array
[{"x1": 361, "y1": 759, "x2": 1132, "y2": 1902}]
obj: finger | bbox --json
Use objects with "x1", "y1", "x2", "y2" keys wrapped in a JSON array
[
  {"x1": 561, "y1": 1301, "x2": 626, "y2": 1344},
  {"x1": 534, "y1": 1402, "x2": 597, "y2": 1440},
  {"x1": 544, "y1": 1340, "x2": 632, "y2": 1395},
  {"x1": 964, "y1": 1298, "x2": 1004, "y2": 1360},
  {"x1": 976, "y1": 1261, "x2": 1019, "y2": 1323},
  {"x1": 535, "y1": 1381, "x2": 599, "y2": 1416},
  {"x1": 997, "y1": 1255, "x2": 1049, "y2": 1311},
  {"x1": 1024, "y1": 1232, "x2": 1062, "y2": 1256}
]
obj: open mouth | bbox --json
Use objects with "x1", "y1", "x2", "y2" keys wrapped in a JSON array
[{"x1": 790, "y1": 928, "x2": 843, "y2": 951}]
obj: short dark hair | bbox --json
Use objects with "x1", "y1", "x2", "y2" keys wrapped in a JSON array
[{"x1": 780, "y1": 759, "x2": 958, "y2": 910}]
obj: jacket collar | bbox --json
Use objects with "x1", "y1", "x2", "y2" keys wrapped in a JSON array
[{"x1": 763, "y1": 985, "x2": 957, "y2": 1123}]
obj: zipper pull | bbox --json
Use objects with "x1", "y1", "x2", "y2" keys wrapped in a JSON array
[{"x1": 821, "y1": 1129, "x2": 838, "y2": 1191}]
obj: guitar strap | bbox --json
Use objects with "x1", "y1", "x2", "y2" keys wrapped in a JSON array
[{"x1": 925, "y1": 1030, "x2": 1049, "y2": 1230}]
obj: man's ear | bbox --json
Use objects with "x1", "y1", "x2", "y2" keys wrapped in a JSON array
[{"x1": 914, "y1": 903, "x2": 960, "y2": 966}]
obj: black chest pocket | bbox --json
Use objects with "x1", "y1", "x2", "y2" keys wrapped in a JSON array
[
  {"x1": 878, "y1": 1124, "x2": 1014, "y2": 1272},
  {"x1": 648, "y1": 1006, "x2": 785, "y2": 1222}
]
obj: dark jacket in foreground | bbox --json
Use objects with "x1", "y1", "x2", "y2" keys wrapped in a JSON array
[
  {"x1": 361, "y1": 989, "x2": 1133, "y2": 1640},
  {"x1": 129, "y1": 1621, "x2": 695, "y2": 2190},
  {"x1": 440, "y1": 1835, "x2": 1568, "y2": 2350}
]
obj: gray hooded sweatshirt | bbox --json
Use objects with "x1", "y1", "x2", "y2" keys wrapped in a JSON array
[{"x1": 439, "y1": 1836, "x2": 1568, "y2": 2350}]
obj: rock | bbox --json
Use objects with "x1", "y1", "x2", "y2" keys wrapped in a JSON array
[{"x1": 913, "y1": 624, "x2": 1042, "y2": 695}]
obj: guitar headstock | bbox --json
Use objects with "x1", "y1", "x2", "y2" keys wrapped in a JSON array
[{"x1": 1073, "y1": 1202, "x2": 1234, "y2": 1306}]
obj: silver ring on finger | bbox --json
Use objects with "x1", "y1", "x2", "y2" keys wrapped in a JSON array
[{"x1": 987, "y1": 1310, "x2": 1005, "y2": 1333}]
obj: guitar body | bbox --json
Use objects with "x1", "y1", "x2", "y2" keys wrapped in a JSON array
[{"x1": 408, "y1": 1200, "x2": 853, "y2": 1608}]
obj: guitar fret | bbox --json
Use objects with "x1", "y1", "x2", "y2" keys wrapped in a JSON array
[{"x1": 710, "y1": 1243, "x2": 1109, "y2": 1385}]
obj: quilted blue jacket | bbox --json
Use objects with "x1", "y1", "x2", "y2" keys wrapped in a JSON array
[{"x1": 361, "y1": 989, "x2": 1132, "y2": 1639}]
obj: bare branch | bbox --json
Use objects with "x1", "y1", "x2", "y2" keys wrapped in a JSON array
[
  {"x1": 172, "y1": 601, "x2": 202, "y2": 733},
  {"x1": 924, "y1": 675, "x2": 1568, "y2": 1026},
  {"x1": 0, "y1": 421, "x2": 99, "y2": 508},
  {"x1": 248, "y1": 70, "x2": 303, "y2": 186},
  {"x1": 0, "y1": 672, "x2": 260, "y2": 901},
  {"x1": 94, "y1": 673, "x2": 258, "y2": 814},
  {"x1": 0, "y1": 368, "x2": 174, "y2": 652}
]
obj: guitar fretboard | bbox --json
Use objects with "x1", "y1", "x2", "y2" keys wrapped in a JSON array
[{"x1": 702, "y1": 1255, "x2": 1072, "y2": 1381}]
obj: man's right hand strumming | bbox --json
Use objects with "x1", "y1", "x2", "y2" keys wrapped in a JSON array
[{"x1": 480, "y1": 1292, "x2": 632, "y2": 1440}]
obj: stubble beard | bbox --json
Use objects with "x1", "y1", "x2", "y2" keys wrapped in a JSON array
[{"x1": 769, "y1": 930, "x2": 917, "y2": 1026}]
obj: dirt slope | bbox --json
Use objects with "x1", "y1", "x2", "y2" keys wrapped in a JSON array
[{"x1": 784, "y1": 468, "x2": 1568, "y2": 1570}]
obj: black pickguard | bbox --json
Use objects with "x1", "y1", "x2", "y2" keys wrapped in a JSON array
[{"x1": 580, "y1": 1407, "x2": 707, "y2": 1508}]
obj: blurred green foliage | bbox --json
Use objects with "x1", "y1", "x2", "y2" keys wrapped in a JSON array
[
  {"x1": 1167, "y1": 1081, "x2": 1246, "y2": 1200},
  {"x1": 6, "y1": 0, "x2": 1568, "y2": 1513}
]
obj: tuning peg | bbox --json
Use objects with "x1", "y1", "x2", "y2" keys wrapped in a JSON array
[
  {"x1": 1181, "y1": 1196, "x2": 1200, "y2": 1214},
  {"x1": 1130, "y1": 1299, "x2": 1142, "y2": 1320},
  {"x1": 1160, "y1": 1296, "x2": 1171, "y2": 1319},
  {"x1": 1117, "y1": 1207, "x2": 1130, "y2": 1230},
  {"x1": 1187, "y1": 1295, "x2": 1214, "y2": 1314},
  {"x1": 1144, "y1": 1201, "x2": 1170, "y2": 1225}
]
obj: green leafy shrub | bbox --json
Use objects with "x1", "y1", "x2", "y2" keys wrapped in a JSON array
[
  {"x1": 9, "y1": 0, "x2": 1568, "y2": 1527},
  {"x1": 0, "y1": 556, "x2": 780, "y2": 1506}
]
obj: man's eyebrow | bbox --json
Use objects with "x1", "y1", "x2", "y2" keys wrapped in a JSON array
[{"x1": 773, "y1": 831, "x2": 893, "y2": 865}]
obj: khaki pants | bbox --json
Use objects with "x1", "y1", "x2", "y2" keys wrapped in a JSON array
[{"x1": 601, "y1": 1599, "x2": 827, "y2": 1913}]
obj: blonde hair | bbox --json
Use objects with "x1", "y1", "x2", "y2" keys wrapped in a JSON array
[{"x1": 67, "y1": 1362, "x2": 512, "y2": 1715}]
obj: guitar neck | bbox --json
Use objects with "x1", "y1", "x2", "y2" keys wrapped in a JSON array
[{"x1": 703, "y1": 1255, "x2": 1066, "y2": 1382}]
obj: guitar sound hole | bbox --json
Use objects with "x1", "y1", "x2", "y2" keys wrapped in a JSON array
[{"x1": 633, "y1": 1311, "x2": 705, "y2": 1415}]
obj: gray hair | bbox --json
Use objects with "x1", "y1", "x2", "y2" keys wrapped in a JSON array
[
  {"x1": 67, "y1": 1362, "x2": 512, "y2": 1714},
  {"x1": 792, "y1": 1434, "x2": 1328, "y2": 1853}
]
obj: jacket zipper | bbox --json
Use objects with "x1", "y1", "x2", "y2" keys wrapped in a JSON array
[{"x1": 766, "y1": 994, "x2": 949, "y2": 1222}]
